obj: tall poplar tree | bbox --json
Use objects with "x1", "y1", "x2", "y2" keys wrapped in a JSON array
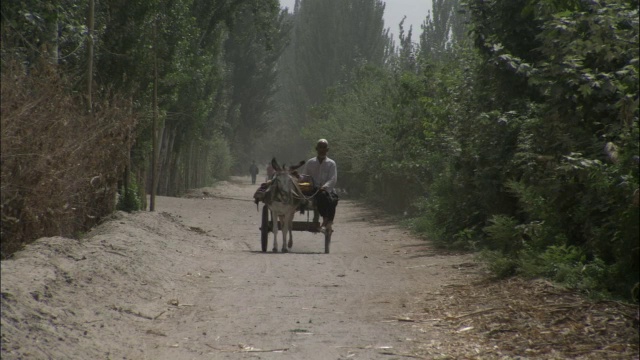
[
  {"x1": 419, "y1": 0, "x2": 468, "y2": 62},
  {"x1": 224, "y1": 1, "x2": 291, "y2": 168},
  {"x1": 266, "y1": 0, "x2": 392, "y2": 155}
]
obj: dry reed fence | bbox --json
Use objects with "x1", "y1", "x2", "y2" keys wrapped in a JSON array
[{"x1": 1, "y1": 62, "x2": 137, "y2": 258}]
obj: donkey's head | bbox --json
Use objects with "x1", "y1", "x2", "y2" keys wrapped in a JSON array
[
  {"x1": 271, "y1": 157, "x2": 305, "y2": 173},
  {"x1": 266, "y1": 158, "x2": 308, "y2": 206}
]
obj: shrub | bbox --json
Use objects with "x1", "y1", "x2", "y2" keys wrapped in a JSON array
[
  {"x1": 518, "y1": 244, "x2": 613, "y2": 298},
  {"x1": 117, "y1": 177, "x2": 142, "y2": 213},
  {"x1": 477, "y1": 249, "x2": 518, "y2": 278},
  {"x1": 483, "y1": 215, "x2": 522, "y2": 254}
]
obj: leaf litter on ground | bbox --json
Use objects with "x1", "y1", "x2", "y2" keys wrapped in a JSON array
[{"x1": 397, "y1": 277, "x2": 639, "y2": 359}]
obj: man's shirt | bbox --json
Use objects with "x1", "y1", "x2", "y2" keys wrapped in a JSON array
[{"x1": 304, "y1": 156, "x2": 337, "y2": 192}]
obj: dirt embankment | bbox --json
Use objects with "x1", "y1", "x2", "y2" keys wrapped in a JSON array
[{"x1": 1, "y1": 177, "x2": 638, "y2": 359}]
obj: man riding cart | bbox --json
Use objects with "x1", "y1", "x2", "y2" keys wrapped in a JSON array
[{"x1": 252, "y1": 139, "x2": 339, "y2": 253}]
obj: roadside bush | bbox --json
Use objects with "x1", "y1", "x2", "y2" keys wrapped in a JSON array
[
  {"x1": 518, "y1": 244, "x2": 584, "y2": 282},
  {"x1": 482, "y1": 215, "x2": 522, "y2": 254},
  {"x1": 518, "y1": 244, "x2": 612, "y2": 298},
  {"x1": 477, "y1": 249, "x2": 518, "y2": 278},
  {"x1": 117, "y1": 177, "x2": 142, "y2": 213},
  {"x1": 404, "y1": 214, "x2": 434, "y2": 239},
  {"x1": 409, "y1": 166, "x2": 485, "y2": 250}
]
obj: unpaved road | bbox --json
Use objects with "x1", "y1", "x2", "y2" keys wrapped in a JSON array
[
  {"x1": 4, "y1": 177, "x2": 637, "y2": 360},
  {"x1": 1, "y1": 176, "x2": 478, "y2": 359}
]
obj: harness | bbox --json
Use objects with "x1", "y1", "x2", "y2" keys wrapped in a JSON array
[
  {"x1": 274, "y1": 174, "x2": 315, "y2": 204},
  {"x1": 253, "y1": 172, "x2": 320, "y2": 212},
  {"x1": 296, "y1": 174, "x2": 321, "y2": 202}
]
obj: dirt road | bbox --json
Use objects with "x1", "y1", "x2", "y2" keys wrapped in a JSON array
[
  {"x1": 1, "y1": 176, "x2": 477, "y2": 359},
  {"x1": 2, "y1": 177, "x2": 637, "y2": 359}
]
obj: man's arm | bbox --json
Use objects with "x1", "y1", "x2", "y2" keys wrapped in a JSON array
[
  {"x1": 322, "y1": 161, "x2": 337, "y2": 190},
  {"x1": 303, "y1": 158, "x2": 318, "y2": 187}
]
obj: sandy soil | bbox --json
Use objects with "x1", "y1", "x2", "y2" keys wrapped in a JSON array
[{"x1": 1, "y1": 176, "x2": 638, "y2": 359}]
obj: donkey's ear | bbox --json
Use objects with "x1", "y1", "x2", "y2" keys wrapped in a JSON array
[
  {"x1": 289, "y1": 160, "x2": 306, "y2": 171},
  {"x1": 271, "y1": 157, "x2": 281, "y2": 171}
]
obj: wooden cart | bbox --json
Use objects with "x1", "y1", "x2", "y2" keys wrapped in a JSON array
[{"x1": 259, "y1": 204, "x2": 333, "y2": 254}]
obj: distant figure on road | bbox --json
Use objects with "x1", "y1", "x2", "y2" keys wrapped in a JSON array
[{"x1": 249, "y1": 160, "x2": 259, "y2": 185}]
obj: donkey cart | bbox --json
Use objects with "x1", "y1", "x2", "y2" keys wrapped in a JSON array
[
  {"x1": 259, "y1": 203, "x2": 333, "y2": 254},
  {"x1": 254, "y1": 158, "x2": 334, "y2": 254}
]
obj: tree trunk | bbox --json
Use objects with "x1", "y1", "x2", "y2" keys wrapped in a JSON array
[
  {"x1": 188, "y1": 143, "x2": 195, "y2": 189},
  {"x1": 150, "y1": 19, "x2": 158, "y2": 211},
  {"x1": 47, "y1": 20, "x2": 59, "y2": 65},
  {"x1": 86, "y1": 0, "x2": 95, "y2": 114},
  {"x1": 137, "y1": 168, "x2": 148, "y2": 211},
  {"x1": 157, "y1": 125, "x2": 173, "y2": 195}
]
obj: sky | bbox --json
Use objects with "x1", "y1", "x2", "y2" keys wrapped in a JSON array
[{"x1": 278, "y1": 0, "x2": 432, "y2": 42}]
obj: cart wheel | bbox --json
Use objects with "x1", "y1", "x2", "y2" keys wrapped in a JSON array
[
  {"x1": 261, "y1": 205, "x2": 270, "y2": 252},
  {"x1": 324, "y1": 228, "x2": 332, "y2": 254}
]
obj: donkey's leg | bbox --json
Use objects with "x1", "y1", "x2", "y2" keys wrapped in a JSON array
[
  {"x1": 281, "y1": 218, "x2": 289, "y2": 253},
  {"x1": 288, "y1": 227, "x2": 293, "y2": 249},
  {"x1": 271, "y1": 212, "x2": 279, "y2": 252}
]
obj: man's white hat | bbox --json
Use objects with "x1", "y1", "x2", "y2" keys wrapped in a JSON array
[{"x1": 317, "y1": 139, "x2": 329, "y2": 147}]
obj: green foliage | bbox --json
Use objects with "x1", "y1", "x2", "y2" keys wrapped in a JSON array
[
  {"x1": 519, "y1": 244, "x2": 584, "y2": 280},
  {"x1": 477, "y1": 250, "x2": 518, "y2": 278},
  {"x1": 1, "y1": 0, "x2": 89, "y2": 67},
  {"x1": 303, "y1": 65, "x2": 398, "y2": 197},
  {"x1": 380, "y1": 0, "x2": 639, "y2": 300},
  {"x1": 117, "y1": 177, "x2": 142, "y2": 213},
  {"x1": 411, "y1": 167, "x2": 480, "y2": 249},
  {"x1": 460, "y1": 0, "x2": 640, "y2": 300},
  {"x1": 481, "y1": 243, "x2": 614, "y2": 298},
  {"x1": 209, "y1": 135, "x2": 233, "y2": 181},
  {"x1": 518, "y1": 244, "x2": 612, "y2": 298},
  {"x1": 295, "y1": 0, "x2": 639, "y2": 301},
  {"x1": 483, "y1": 215, "x2": 522, "y2": 254}
]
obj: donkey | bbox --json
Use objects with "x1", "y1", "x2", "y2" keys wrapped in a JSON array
[{"x1": 262, "y1": 158, "x2": 308, "y2": 252}]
